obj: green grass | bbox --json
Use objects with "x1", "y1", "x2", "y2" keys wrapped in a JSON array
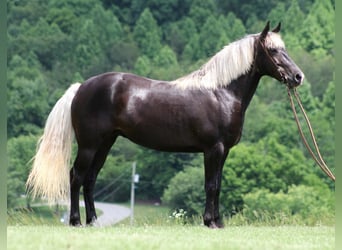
[
  {"x1": 7, "y1": 225, "x2": 334, "y2": 250},
  {"x1": 7, "y1": 205, "x2": 102, "y2": 226},
  {"x1": 118, "y1": 203, "x2": 172, "y2": 226},
  {"x1": 7, "y1": 203, "x2": 335, "y2": 249},
  {"x1": 7, "y1": 206, "x2": 67, "y2": 225}
]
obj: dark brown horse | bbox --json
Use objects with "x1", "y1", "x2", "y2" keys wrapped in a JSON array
[{"x1": 27, "y1": 22, "x2": 304, "y2": 228}]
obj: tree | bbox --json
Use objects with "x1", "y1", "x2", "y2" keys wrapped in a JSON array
[
  {"x1": 7, "y1": 54, "x2": 49, "y2": 138},
  {"x1": 95, "y1": 137, "x2": 143, "y2": 202},
  {"x1": 136, "y1": 149, "x2": 199, "y2": 201},
  {"x1": 31, "y1": 19, "x2": 68, "y2": 70},
  {"x1": 225, "y1": 12, "x2": 246, "y2": 41},
  {"x1": 162, "y1": 167, "x2": 205, "y2": 216},
  {"x1": 133, "y1": 8, "x2": 162, "y2": 59},
  {"x1": 292, "y1": 49, "x2": 334, "y2": 98},
  {"x1": 295, "y1": 81, "x2": 318, "y2": 113},
  {"x1": 95, "y1": 154, "x2": 132, "y2": 202},
  {"x1": 134, "y1": 56, "x2": 152, "y2": 77},
  {"x1": 7, "y1": 0, "x2": 48, "y2": 26},
  {"x1": 109, "y1": 41, "x2": 140, "y2": 71},
  {"x1": 309, "y1": 81, "x2": 335, "y2": 186},
  {"x1": 153, "y1": 46, "x2": 178, "y2": 68},
  {"x1": 239, "y1": 0, "x2": 281, "y2": 28},
  {"x1": 110, "y1": 0, "x2": 145, "y2": 26},
  {"x1": 46, "y1": 7, "x2": 78, "y2": 34},
  {"x1": 321, "y1": 81, "x2": 335, "y2": 127},
  {"x1": 220, "y1": 135, "x2": 311, "y2": 215},
  {"x1": 7, "y1": 135, "x2": 39, "y2": 208},
  {"x1": 7, "y1": 18, "x2": 68, "y2": 70},
  {"x1": 48, "y1": 0, "x2": 98, "y2": 17},
  {"x1": 182, "y1": 33, "x2": 201, "y2": 61},
  {"x1": 72, "y1": 19, "x2": 104, "y2": 76},
  {"x1": 152, "y1": 45, "x2": 180, "y2": 80},
  {"x1": 188, "y1": 0, "x2": 217, "y2": 30},
  {"x1": 147, "y1": 0, "x2": 192, "y2": 25},
  {"x1": 282, "y1": 0, "x2": 305, "y2": 34},
  {"x1": 90, "y1": 4, "x2": 123, "y2": 53},
  {"x1": 300, "y1": 0, "x2": 335, "y2": 57},
  {"x1": 198, "y1": 15, "x2": 226, "y2": 58},
  {"x1": 164, "y1": 17, "x2": 197, "y2": 57},
  {"x1": 267, "y1": 2, "x2": 286, "y2": 28},
  {"x1": 242, "y1": 88, "x2": 299, "y2": 149}
]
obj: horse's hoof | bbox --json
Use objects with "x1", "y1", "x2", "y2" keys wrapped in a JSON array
[
  {"x1": 70, "y1": 222, "x2": 82, "y2": 227},
  {"x1": 69, "y1": 220, "x2": 82, "y2": 227},
  {"x1": 205, "y1": 220, "x2": 224, "y2": 229},
  {"x1": 209, "y1": 222, "x2": 224, "y2": 229},
  {"x1": 86, "y1": 217, "x2": 98, "y2": 227}
]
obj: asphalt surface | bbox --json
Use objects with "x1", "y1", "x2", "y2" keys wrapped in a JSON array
[
  {"x1": 60, "y1": 201, "x2": 131, "y2": 227},
  {"x1": 92, "y1": 201, "x2": 131, "y2": 227}
]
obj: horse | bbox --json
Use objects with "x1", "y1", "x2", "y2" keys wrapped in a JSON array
[{"x1": 26, "y1": 22, "x2": 304, "y2": 228}]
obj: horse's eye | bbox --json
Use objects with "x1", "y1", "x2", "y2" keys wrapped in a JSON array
[{"x1": 269, "y1": 48, "x2": 278, "y2": 54}]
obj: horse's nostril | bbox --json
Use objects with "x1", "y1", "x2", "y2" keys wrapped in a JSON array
[{"x1": 295, "y1": 73, "x2": 303, "y2": 84}]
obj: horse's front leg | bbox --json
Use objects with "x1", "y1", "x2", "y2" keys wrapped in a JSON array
[{"x1": 203, "y1": 143, "x2": 229, "y2": 228}]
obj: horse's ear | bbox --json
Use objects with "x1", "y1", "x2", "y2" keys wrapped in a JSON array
[
  {"x1": 260, "y1": 21, "x2": 270, "y2": 41},
  {"x1": 272, "y1": 22, "x2": 281, "y2": 33}
]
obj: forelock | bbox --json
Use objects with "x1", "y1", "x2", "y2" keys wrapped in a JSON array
[{"x1": 265, "y1": 33, "x2": 285, "y2": 49}]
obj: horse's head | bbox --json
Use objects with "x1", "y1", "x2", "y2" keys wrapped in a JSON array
[{"x1": 255, "y1": 21, "x2": 304, "y2": 88}]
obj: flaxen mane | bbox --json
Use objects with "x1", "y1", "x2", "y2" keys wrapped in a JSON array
[{"x1": 171, "y1": 32, "x2": 285, "y2": 90}]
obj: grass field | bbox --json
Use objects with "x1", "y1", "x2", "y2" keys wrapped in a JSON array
[
  {"x1": 7, "y1": 203, "x2": 335, "y2": 250},
  {"x1": 7, "y1": 225, "x2": 334, "y2": 250}
]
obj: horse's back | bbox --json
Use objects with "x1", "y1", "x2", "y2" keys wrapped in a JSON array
[{"x1": 72, "y1": 72, "x2": 151, "y2": 112}]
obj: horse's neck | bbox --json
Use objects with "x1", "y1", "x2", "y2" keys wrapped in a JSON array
[{"x1": 225, "y1": 71, "x2": 262, "y2": 112}]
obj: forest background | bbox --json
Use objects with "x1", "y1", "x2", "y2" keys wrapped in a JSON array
[{"x1": 7, "y1": 0, "x2": 335, "y2": 223}]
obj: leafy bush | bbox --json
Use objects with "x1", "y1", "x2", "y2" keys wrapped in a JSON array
[
  {"x1": 220, "y1": 136, "x2": 310, "y2": 215},
  {"x1": 242, "y1": 185, "x2": 334, "y2": 225},
  {"x1": 162, "y1": 167, "x2": 205, "y2": 216},
  {"x1": 7, "y1": 135, "x2": 40, "y2": 208}
]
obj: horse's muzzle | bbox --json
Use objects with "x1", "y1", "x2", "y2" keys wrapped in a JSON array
[{"x1": 284, "y1": 71, "x2": 304, "y2": 88}]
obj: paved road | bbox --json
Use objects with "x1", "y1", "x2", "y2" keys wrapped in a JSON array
[
  {"x1": 61, "y1": 201, "x2": 131, "y2": 227},
  {"x1": 92, "y1": 201, "x2": 131, "y2": 227}
]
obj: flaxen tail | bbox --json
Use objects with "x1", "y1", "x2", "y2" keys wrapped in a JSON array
[{"x1": 26, "y1": 83, "x2": 81, "y2": 204}]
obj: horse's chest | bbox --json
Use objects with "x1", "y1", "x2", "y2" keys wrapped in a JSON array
[{"x1": 220, "y1": 101, "x2": 244, "y2": 146}]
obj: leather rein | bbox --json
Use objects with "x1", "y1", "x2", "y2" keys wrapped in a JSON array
[
  {"x1": 287, "y1": 88, "x2": 335, "y2": 182},
  {"x1": 260, "y1": 40, "x2": 335, "y2": 182}
]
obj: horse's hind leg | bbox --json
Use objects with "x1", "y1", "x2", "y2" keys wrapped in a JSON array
[
  {"x1": 83, "y1": 136, "x2": 116, "y2": 225},
  {"x1": 69, "y1": 147, "x2": 96, "y2": 226}
]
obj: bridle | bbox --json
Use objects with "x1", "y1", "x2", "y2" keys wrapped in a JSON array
[
  {"x1": 259, "y1": 37, "x2": 335, "y2": 182},
  {"x1": 258, "y1": 39, "x2": 286, "y2": 85}
]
